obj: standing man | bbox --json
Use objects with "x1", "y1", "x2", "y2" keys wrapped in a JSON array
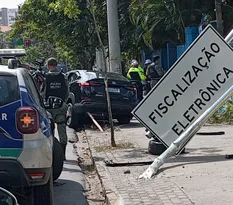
[
  {"x1": 144, "y1": 59, "x2": 152, "y2": 95},
  {"x1": 42, "y1": 57, "x2": 69, "y2": 160},
  {"x1": 127, "y1": 60, "x2": 146, "y2": 101},
  {"x1": 147, "y1": 55, "x2": 165, "y2": 88}
]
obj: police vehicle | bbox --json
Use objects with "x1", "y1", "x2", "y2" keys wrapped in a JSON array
[{"x1": 0, "y1": 49, "x2": 64, "y2": 205}]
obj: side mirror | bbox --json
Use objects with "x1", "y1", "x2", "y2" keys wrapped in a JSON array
[
  {"x1": 8, "y1": 59, "x2": 19, "y2": 69},
  {"x1": 0, "y1": 187, "x2": 19, "y2": 205}
]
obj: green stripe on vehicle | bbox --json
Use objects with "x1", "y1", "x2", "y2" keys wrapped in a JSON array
[{"x1": 0, "y1": 149, "x2": 22, "y2": 158}]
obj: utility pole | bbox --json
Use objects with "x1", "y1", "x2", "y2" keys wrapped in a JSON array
[
  {"x1": 215, "y1": 0, "x2": 224, "y2": 36},
  {"x1": 88, "y1": 0, "x2": 116, "y2": 147},
  {"x1": 107, "y1": 0, "x2": 122, "y2": 74}
]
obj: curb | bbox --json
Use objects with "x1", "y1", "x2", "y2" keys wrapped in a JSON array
[{"x1": 76, "y1": 131, "x2": 123, "y2": 205}]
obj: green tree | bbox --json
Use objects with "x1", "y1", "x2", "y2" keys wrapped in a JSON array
[
  {"x1": 9, "y1": 0, "x2": 97, "y2": 68},
  {"x1": 130, "y1": 0, "x2": 233, "y2": 49}
]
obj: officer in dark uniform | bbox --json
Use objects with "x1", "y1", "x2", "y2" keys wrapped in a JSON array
[
  {"x1": 42, "y1": 58, "x2": 69, "y2": 160},
  {"x1": 147, "y1": 55, "x2": 165, "y2": 88}
]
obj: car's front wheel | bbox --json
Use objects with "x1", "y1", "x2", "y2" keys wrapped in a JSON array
[
  {"x1": 53, "y1": 137, "x2": 64, "y2": 181},
  {"x1": 66, "y1": 103, "x2": 73, "y2": 127},
  {"x1": 117, "y1": 115, "x2": 132, "y2": 124}
]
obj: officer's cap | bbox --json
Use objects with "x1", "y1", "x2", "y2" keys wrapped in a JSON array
[
  {"x1": 153, "y1": 55, "x2": 160, "y2": 62},
  {"x1": 145, "y1": 59, "x2": 152, "y2": 65}
]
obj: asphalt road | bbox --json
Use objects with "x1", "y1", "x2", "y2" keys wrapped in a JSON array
[{"x1": 54, "y1": 128, "x2": 88, "y2": 205}]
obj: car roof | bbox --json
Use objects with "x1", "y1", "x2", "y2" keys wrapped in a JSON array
[
  {"x1": 68, "y1": 69, "x2": 128, "y2": 82},
  {"x1": 0, "y1": 65, "x2": 23, "y2": 76}
]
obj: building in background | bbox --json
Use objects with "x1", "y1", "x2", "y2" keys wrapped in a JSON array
[
  {"x1": 0, "y1": 8, "x2": 18, "y2": 26},
  {"x1": 8, "y1": 9, "x2": 18, "y2": 26},
  {"x1": 0, "y1": 8, "x2": 8, "y2": 26}
]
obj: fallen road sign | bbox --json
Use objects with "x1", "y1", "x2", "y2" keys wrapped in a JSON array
[{"x1": 132, "y1": 25, "x2": 233, "y2": 147}]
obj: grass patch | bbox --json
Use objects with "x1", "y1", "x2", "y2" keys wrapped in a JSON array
[{"x1": 95, "y1": 142, "x2": 135, "y2": 152}]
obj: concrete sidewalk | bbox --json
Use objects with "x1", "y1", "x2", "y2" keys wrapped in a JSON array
[
  {"x1": 54, "y1": 127, "x2": 88, "y2": 205},
  {"x1": 84, "y1": 121, "x2": 233, "y2": 205}
]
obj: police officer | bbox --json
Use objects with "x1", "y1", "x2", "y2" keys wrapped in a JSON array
[
  {"x1": 144, "y1": 59, "x2": 152, "y2": 95},
  {"x1": 42, "y1": 58, "x2": 69, "y2": 160},
  {"x1": 147, "y1": 55, "x2": 165, "y2": 88},
  {"x1": 127, "y1": 60, "x2": 146, "y2": 101}
]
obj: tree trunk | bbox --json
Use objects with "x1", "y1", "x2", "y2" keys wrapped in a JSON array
[
  {"x1": 88, "y1": 0, "x2": 116, "y2": 147},
  {"x1": 104, "y1": 78, "x2": 116, "y2": 147}
]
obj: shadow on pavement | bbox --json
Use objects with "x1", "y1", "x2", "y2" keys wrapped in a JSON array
[
  {"x1": 186, "y1": 147, "x2": 223, "y2": 153},
  {"x1": 93, "y1": 156, "x2": 105, "y2": 162},
  {"x1": 119, "y1": 148, "x2": 149, "y2": 159},
  {"x1": 54, "y1": 179, "x2": 88, "y2": 205},
  {"x1": 157, "y1": 154, "x2": 230, "y2": 173},
  {"x1": 118, "y1": 121, "x2": 144, "y2": 129}
]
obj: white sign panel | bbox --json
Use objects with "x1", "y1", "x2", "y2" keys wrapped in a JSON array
[{"x1": 132, "y1": 25, "x2": 233, "y2": 147}]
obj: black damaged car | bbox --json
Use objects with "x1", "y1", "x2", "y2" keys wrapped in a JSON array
[{"x1": 66, "y1": 70, "x2": 139, "y2": 128}]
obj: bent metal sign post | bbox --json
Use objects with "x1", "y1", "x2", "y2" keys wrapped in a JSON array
[{"x1": 132, "y1": 25, "x2": 233, "y2": 148}]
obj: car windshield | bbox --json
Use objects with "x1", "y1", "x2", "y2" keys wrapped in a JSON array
[{"x1": 0, "y1": 75, "x2": 20, "y2": 107}]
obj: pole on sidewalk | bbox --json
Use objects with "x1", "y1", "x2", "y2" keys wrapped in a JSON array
[
  {"x1": 139, "y1": 27, "x2": 233, "y2": 179},
  {"x1": 107, "y1": 0, "x2": 122, "y2": 74},
  {"x1": 215, "y1": 0, "x2": 224, "y2": 36}
]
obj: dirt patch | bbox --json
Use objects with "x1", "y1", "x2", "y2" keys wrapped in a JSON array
[
  {"x1": 94, "y1": 142, "x2": 135, "y2": 152},
  {"x1": 73, "y1": 131, "x2": 108, "y2": 205}
]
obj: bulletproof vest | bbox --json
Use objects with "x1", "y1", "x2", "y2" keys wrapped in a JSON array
[
  {"x1": 129, "y1": 71, "x2": 141, "y2": 82},
  {"x1": 129, "y1": 68, "x2": 141, "y2": 81},
  {"x1": 45, "y1": 72, "x2": 68, "y2": 102},
  {"x1": 148, "y1": 64, "x2": 160, "y2": 79}
]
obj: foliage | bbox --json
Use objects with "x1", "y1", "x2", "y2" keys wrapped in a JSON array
[
  {"x1": 130, "y1": 0, "x2": 185, "y2": 49},
  {"x1": 0, "y1": 32, "x2": 9, "y2": 49},
  {"x1": 209, "y1": 99, "x2": 233, "y2": 124},
  {"x1": 8, "y1": 0, "x2": 233, "y2": 70},
  {"x1": 130, "y1": 0, "x2": 233, "y2": 49},
  {"x1": 9, "y1": 0, "x2": 97, "y2": 68}
]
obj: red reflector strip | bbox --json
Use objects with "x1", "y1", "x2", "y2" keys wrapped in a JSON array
[{"x1": 29, "y1": 173, "x2": 45, "y2": 179}]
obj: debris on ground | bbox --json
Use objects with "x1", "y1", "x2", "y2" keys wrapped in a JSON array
[{"x1": 124, "y1": 169, "x2": 131, "y2": 174}]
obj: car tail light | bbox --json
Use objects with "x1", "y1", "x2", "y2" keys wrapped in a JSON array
[
  {"x1": 79, "y1": 82, "x2": 101, "y2": 86},
  {"x1": 16, "y1": 107, "x2": 39, "y2": 134},
  {"x1": 29, "y1": 173, "x2": 45, "y2": 180},
  {"x1": 79, "y1": 82, "x2": 91, "y2": 86},
  {"x1": 130, "y1": 87, "x2": 137, "y2": 91},
  {"x1": 127, "y1": 87, "x2": 137, "y2": 91}
]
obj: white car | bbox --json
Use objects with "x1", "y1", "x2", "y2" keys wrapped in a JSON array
[{"x1": 0, "y1": 52, "x2": 64, "y2": 205}]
